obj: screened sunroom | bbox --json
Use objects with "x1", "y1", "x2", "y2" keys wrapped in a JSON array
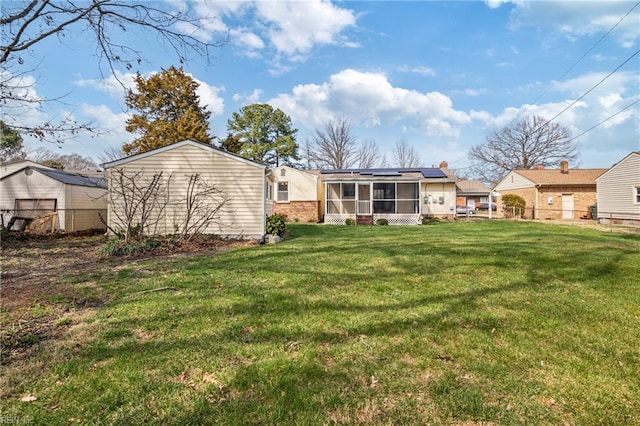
[{"x1": 321, "y1": 168, "x2": 455, "y2": 225}]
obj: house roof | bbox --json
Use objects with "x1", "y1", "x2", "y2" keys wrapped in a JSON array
[
  {"x1": 456, "y1": 180, "x2": 491, "y2": 194},
  {"x1": 1, "y1": 166, "x2": 108, "y2": 189},
  {"x1": 101, "y1": 139, "x2": 267, "y2": 170},
  {"x1": 320, "y1": 167, "x2": 449, "y2": 180},
  {"x1": 513, "y1": 168, "x2": 607, "y2": 185}
]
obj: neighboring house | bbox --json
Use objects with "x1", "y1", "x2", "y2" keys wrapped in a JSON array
[
  {"x1": 102, "y1": 140, "x2": 274, "y2": 239},
  {"x1": 595, "y1": 152, "x2": 640, "y2": 226},
  {"x1": 494, "y1": 161, "x2": 606, "y2": 220},
  {"x1": 455, "y1": 180, "x2": 493, "y2": 211},
  {"x1": 319, "y1": 165, "x2": 457, "y2": 225},
  {"x1": 273, "y1": 165, "x2": 321, "y2": 223},
  {"x1": 0, "y1": 166, "x2": 108, "y2": 231}
]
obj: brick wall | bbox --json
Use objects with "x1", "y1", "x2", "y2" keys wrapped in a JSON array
[
  {"x1": 537, "y1": 186, "x2": 597, "y2": 220},
  {"x1": 274, "y1": 201, "x2": 320, "y2": 223},
  {"x1": 497, "y1": 188, "x2": 535, "y2": 219},
  {"x1": 498, "y1": 187, "x2": 597, "y2": 220}
]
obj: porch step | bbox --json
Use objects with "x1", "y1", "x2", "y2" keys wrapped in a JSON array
[{"x1": 356, "y1": 215, "x2": 373, "y2": 225}]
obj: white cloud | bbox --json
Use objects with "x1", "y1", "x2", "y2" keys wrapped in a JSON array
[
  {"x1": 232, "y1": 89, "x2": 263, "y2": 105},
  {"x1": 231, "y1": 29, "x2": 265, "y2": 51},
  {"x1": 552, "y1": 71, "x2": 637, "y2": 98},
  {"x1": 484, "y1": 0, "x2": 514, "y2": 10},
  {"x1": 74, "y1": 71, "x2": 225, "y2": 117},
  {"x1": 178, "y1": 0, "x2": 358, "y2": 69},
  {"x1": 591, "y1": 53, "x2": 616, "y2": 61},
  {"x1": 0, "y1": 70, "x2": 45, "y2": 128},
  {"x1": 454, "y1": 88, "x2": 489, "y2": 97},
  {"x1": 255, "y1": 0, "x2": 357, "y2": 56},
  {"x1": 397, "y1": 65, "x2": 437, "y2": 77},
  {"x1": 75, "y1": 71, "x2": 137, "y2": 99},
  {"x1": 507, "y1": 2, "x2": 640, "y2": 47},
  {"x1": 195, "y1": 81, "x2": 225, "y2": 117},
  {"x1": 269, "y1": 69, "x2": 470, "y2": 137}
]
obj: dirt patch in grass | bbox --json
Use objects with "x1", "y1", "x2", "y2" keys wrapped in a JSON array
[{"x1": 0, "y1": 231, "x2": 255, "y2": 364}]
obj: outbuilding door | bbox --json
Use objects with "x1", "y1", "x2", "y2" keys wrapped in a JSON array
[
  {"x1": 15, "y1": 199, "x2": 57, "y2": 218},
  {"x1": 561, "y1": 194, "x2": 574, "y2": 219}
]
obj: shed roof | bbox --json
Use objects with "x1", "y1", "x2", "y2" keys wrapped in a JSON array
[
  {"x1": 1, "y1": 166, "x2": 107, "y2": 189},
  {"x1": 101, "y1": 139, "x2": 267, "y2": 170}
]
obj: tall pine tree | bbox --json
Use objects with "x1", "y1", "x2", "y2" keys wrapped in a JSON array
[
  {"x1": 226, "y1": 103, "x2": 299, "y2": 166},
  {"x1": 123, "y1": 66, "x2": 212, "y2": 155}
]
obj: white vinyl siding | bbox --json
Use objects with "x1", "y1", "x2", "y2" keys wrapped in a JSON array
[
  {"x1": 596, "y1": 152, "x2": 640, "y2": 221},
  {"x1": 273, "y1": 166, "x2": 318, "y2": 201},
  {"x1": 422, "y1": 182, "x2": 457, "y2": 216},
  {"x1": 494, "y1": 171, "x2": 536, "y2": 191},
  {"x1": 107, "y1": 143, "x2": 266, "y2": 239}
]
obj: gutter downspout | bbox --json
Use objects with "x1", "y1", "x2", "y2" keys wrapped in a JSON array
[
  {"x1": 263, "y1": 169, "x2": 273, "y2": 239},
  {"x1": 534, "y1": 184, "x2": 540, "y2": 220}
]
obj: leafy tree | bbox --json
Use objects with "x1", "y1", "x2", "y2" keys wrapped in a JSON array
[
  {"x1": 123, "y1": 66, "x2": 212, "y2": 156},
  {"x1": 218, "y1": 132, "x2": 244, "y2": 155},
  {"x1": 469, "y1": 115, "x2": 577, "y2": 186},
  {"x1": 502, "y1": 194, "x2": 526, "y2": 218},
  {"x1": 1, "y1": 2, "x2": 226, "y2": 143},
  {"x1": 226, "y1": 103, "x2": 299, "y2": 166},
  {"x1": 0, "y1": 120, "x2": 26, "y2": 163},
  {"x1": 308, "y1": 117, "x2": 358, "y2": 169},
  {"x1": 392, "y1": 138, "x2": 421, "y2": 168}
]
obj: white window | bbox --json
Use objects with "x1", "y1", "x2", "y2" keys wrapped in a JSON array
[
  {"x1": 265, "y1": 183, "x2": 273, "y2": 200},
  {"x1": 635, "y1": 186, "x2": 640, "y2": 204},
  {"x1": 277, "y1": 182, "x2": 289, "y2": 202}
]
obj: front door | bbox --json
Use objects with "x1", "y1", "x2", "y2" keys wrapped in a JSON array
[
  {"x1": 561, "y1": 194, "x2": 574, "y2": 219},
  {"x1": 357, "y1": 184, "x2": 371, "y2": 214}
]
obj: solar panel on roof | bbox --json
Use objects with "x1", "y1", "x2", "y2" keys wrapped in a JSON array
[
  {"x1": 420, "y1": 168, "x2": 447, "y2": 178},
  {"x1": 320, "y1": 167, "x2": 448, "y2": 178},
  {"x1": 372, "y1": 171, "x2": 401, "y2": 176}
]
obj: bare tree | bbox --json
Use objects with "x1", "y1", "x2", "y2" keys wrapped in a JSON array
[
  {"x1": 468, "y1": 115, "x2": 577, "y2": 186},
  {"x1": 392, "y1": 138, "x2": 421, "y2": 168},
  {"x1": 1, "y1": 1, "x2": 227, "y2": 143},
  {"x1": 178, "y1": 174, "x2": 230, "y2": 241},
  {"x1": 309, "y1": 117, "x2": 358, "y2": 169},
  {"x1": 98, "y1": 145, "x2": 126, "y2": 164},
  {"x1": 355, "y1": 139, "x2": 386, "y2": 168},
  {"x1": 107, "y1": 169, "x2": 170, "y2": 242},
  {"x1": 29, "y1": 148, "x2": 99, "y2": 170}
]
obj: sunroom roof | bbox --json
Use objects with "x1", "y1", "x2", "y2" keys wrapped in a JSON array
[{"x1": 320, "y1": 168, "x2": 447, "y2": 178}]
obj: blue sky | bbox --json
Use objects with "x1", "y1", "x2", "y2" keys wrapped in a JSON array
[{"x1": 6, "y1": 0, "x2": 640, "y2": 171}]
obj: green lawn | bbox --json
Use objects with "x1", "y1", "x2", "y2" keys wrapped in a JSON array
[{"x1": 2, "y1": 221, "x2": 639, "y2": 425}]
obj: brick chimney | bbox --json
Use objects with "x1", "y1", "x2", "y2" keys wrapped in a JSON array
[
  {"x1": 534, "y1": 164, "x2": 545, "y2": 170},
  {"x1": 560, "y1": 160, "x2": 569, "y2": 174},
  {"x1": 439, "y1": 161, "x2": 448, "y2": 169}
]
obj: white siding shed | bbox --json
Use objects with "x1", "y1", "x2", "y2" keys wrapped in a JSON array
[
  {"x1": 0, "y1": 166, "x2": 108, "y2": 231},
  {"x1": 103, "y1": 140, "x2": 271, "y2": 239}
]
